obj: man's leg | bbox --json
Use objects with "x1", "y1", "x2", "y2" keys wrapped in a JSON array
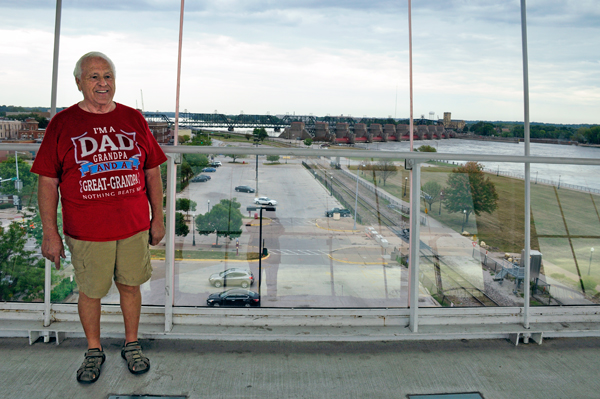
[
  {"x1": 78, "y1": 291, "x2": 102, "y2": 349},
  {"x1": 115, "y1": 281, "x2": 141, "y2": 344}
]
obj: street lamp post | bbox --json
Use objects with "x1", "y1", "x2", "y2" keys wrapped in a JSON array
[
  {"x1": 439, "y1": 191, "x2": 443, "y2": 215},
  {"x1": 330, "y1": 174, "x2": 333, "y2": 196},
  {"x1": 558, "y1": 175, "x2": 561, "y2": 189},
  {"x1": 354, "y1": 165, "x2": 360, "y2": 230},
  {"x1": 257, "y1": 205, "x2": 275, "y2": 306},
  {"x1": 14, "y1": 151, "x2": 26, "y2": 192},
  {"x1": 588, "y1": 247, "x2": 594, "y2": 276},
  {"x1": 192, "y1": 212, "x2": 196, "y2": 246},
  {"x1": 462, "y1": 209, "x2": 467, "y2": 233},
  {"x1": 254, "y1": 138, "x2": 259, "y2": 195},
  {"x1": 403, "y1": 177, "x2": 408, "y2": 197},
  {"x1": 207, "y1": 200, "x2": 210, "y2": 212}
]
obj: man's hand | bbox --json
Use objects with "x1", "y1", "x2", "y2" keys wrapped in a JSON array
[
  {"x1": 144, "y1": 166, "x2": 165, "y2": 246},
  {"x1": 41, "y1": 232, "x2": 66, "y2": 270},
  {"x1": 149, "y1": 217, "x2": 165, "y2": 246}
]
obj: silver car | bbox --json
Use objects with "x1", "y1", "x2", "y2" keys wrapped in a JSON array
[
  {"x1": 208, "y1": 268, "x2": 254, "y2": 288},
  {"x1": 254, "y1": 196, "x2": 277, "y2": 206}
]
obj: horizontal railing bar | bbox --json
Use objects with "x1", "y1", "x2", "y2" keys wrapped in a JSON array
[{"x1": 2, "y1": 143, "x2": 600, "y2": 166}]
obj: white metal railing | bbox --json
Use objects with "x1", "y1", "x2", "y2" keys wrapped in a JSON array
[{"x1": 1, "y1": 142, "x2": 600, "y2": 343}]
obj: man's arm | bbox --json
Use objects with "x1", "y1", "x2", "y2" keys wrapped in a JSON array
[
  {"x1": 144, "y1": 166, "x2": 165, "y2": 246},
  {"x1": 38, "y1": 175, "x2": 65, "y2": 270}
]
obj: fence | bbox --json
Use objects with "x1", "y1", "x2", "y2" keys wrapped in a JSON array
[
  {"x1": 435, "y1": 159, "x2": 600, "y2": 194},
  {"x1": 337, "y1": 165, "x2": 427, "y2": 226}
]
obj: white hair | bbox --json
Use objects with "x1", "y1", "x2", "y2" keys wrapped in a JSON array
[{"x1": 73, "y1": 52, "x2": 116, "y2": 79}]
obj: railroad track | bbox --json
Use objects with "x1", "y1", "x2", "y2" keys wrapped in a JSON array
[{"x1": 307, "y1": 161, "x2": 499, "y2": 306}]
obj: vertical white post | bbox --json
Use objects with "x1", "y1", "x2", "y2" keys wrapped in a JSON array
[
  {"x1": 409, "y1": 162, "x2": 421, "y2": 332},
  {"x1": 520, "y1": 0, "x2": 531, "y2": 329},
  {"x1": 50, "y1": 0, "x2": 61, "y2": 119},
  {"x1": 164, "y1": 155, "x2": 176, "y2": 332},
  {"x1": 164, "y1": 0, "x2": 185, "y2": 332},
  {"x1": 44, "y1": 259, "x2": 52, "y2": 327}
]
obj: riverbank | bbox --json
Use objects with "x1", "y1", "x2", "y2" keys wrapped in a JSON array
[{"x1": 455, "y1": 133, "x2": 582, "y2": 146}]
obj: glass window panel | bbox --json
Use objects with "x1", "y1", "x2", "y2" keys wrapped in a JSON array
[
  {"x1": 419, "y1": 159, "x2": 523, "y2": 307},
  {"x1": 173, "y1": 151, "x2": 408, "y2": 308},
  {"x1": 531, "y1": 165, "x2": 600, "y2": 306}
]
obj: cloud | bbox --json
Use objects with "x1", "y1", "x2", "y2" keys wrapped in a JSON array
[{"x1": 0, "y1": 0, "x2": 598, "y2": 123}]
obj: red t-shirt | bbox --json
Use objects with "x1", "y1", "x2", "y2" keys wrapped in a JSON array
[{"x1": 32, "y1": 103, "x2": 167, "y2": 241}]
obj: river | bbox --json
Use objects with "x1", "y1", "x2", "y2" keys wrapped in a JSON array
[{"x1": 357, "y1": 139, "x2": 600, "y2": 192}]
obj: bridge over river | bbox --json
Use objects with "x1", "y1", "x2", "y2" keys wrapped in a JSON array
[{"x1": 143, "y1": 112, "x2": 455, "y2": 143}]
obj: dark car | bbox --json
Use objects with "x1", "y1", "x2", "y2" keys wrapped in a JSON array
[
  {"x1": 208, "y1": 268, "x2": 254, "y2": 288},
  {"x1": 235, "y1": 185, "x2": 255, "y2": 193},
  {"x1": 206, "y1": 289, "x2": 260, "y2": 307},
  {"x1": 202, "y1": 167, "x2": 217, "y2": 172},
  {"x1": 325, "y1": 208, "x2": 351, "y2": 217},
  {"x1": 200, "y1": 174, "x2": 211, "y2": 180},
  {"x1": 191, "y1": 175, "x2": 209, "y2": 182}
]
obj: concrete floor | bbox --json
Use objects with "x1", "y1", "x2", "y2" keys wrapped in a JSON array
[{"x1": 1, "y1": 336, "x2": 600, "y2": 399}]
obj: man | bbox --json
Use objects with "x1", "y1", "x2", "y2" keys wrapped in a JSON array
[{"x1": 32, "y1": 52, "x2": 167, "y2": 384}]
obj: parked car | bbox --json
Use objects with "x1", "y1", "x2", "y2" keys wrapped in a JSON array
[
  {"x1": 325, "y1": 208, "x2": 351, "y2": 217},
  {"x1": 254, "y1": 197, "x2": 277, "y2": 206},
  {"x1": 235, "y1": 185, "x2": 255, "y2": 193},
  {"x1": 191, "y1": 175, "x2": 209, "y2": 182},
  {"x1": 206, "y1": 289, "x2": 260, "y2": 307},
  {"x1": 210, "y1": 161, "x2": 222, "y2": 167},
  {"x1": 208, "y1": 268, "x2": 254, "y2": 288},
  {"x1": 202, "y1": 167, "x2": 217, "y2": 172}
]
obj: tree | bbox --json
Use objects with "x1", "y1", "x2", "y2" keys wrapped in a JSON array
[
  {"x1": 266, "y1": 155, "x2": 280, "y2": 163},
  {"x1": 0, "y1": 155, "x2": 37, "y2": 196},
  {"x1": 176, "y1": 198, "x2": 197, "y2": 214},
  {"x1": 245, "y1": 133, "x2": 252, "y2": 141},
  {"x1": 195, "y1": 199, "x2": 243, "y2": 245},
  {"x1": 470, "y1": 122, "x2": 496, "y2": 136},
  {"x1": 253, "y1": 127, "x2": 268, "y2": 142},
  {"x1": 416, "y1": 145, "x2": 437, "y2": 152},
  {"x1": 225, "y1": 153, "x2": 247, "y2": 163},
  {"x1": 304, "y1": 138, "x2": 313, "y2": 147},
  {"x1": 443, "y1": 162, "x2": 498, "y2": 225},
  {"x1": 180, "y1": 135, "x2": 190, "y2": 143},
  {"x1": 189, "y1": 133, "x2": 212, "y2": 146},
  {"x1": 0, "y1": 222, "x2": 46, "y2": 301},
  {"x1": 180, "y1": 161, "x2": 194, "y2": 183},
  {"x1": 421, "y1": 181, "x2": 443, "y2": 212},
  {"x1": 375, "y1": 160, "x2": 398, "y2": 186},
  {"x1": 175, "y1": 212, "x2": 189, "y2": 236},
  {"x1": 183, "y1": 153, "x2": 209, "y2": 172}
]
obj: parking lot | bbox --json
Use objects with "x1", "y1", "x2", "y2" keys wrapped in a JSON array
[{"x1": 109, "y1": 157, "x2": 412, "y2": 308}]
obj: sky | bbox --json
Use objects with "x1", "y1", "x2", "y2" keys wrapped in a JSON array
[{"x1": 1, "y1": 0, "x2": 599, "y2": 124}]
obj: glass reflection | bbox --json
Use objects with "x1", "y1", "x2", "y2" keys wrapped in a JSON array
[{"x1": 172, "y1": 153, "x2": 409, "y2": 308}]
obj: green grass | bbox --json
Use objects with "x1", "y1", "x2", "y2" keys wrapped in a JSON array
[{"x1": 350, "y1": 163, "x2": 600, "y2": 285}]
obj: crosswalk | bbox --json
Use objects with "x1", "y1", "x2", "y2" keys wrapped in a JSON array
[
  {"x1": 273, "y1": 218, "x2": 316, "y2": 227},
  {"x1": 267, "y1": 249, "x2": 330, "y2": 256}
]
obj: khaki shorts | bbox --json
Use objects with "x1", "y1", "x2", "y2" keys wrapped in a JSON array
[{"x1": 65, "y1": 230, "x2": 152, "y2": 299}]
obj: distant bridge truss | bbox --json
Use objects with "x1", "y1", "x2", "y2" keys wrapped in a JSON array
[{"x1": 143, "y1": 112, "x2": 435, "y2": 132}]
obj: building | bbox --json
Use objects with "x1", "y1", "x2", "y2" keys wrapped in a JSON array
[
  {"x1": 0, "y1": 119, "x2": 22, "y2": 140},
  {"x1": 17, "y1": 118, "x2": 44, "y2": 141},
  {"x1": 442, "y1": 112, "x2": 466, "y2": 131},
  {"x1": 148, "y1": 121, "x2": 172, "y2": 144}
]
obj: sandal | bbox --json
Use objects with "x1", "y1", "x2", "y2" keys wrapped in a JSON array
[
  {"x1": 76, "y1": 348, "x2": 105, "y2": 384},
  {"x1": 121, "y1": 341, "x2": 150, "y2": 375}
]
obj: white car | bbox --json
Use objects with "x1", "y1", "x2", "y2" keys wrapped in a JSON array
[{"x1": 254, "y1": 197, "x2": 277, "y2": 206}]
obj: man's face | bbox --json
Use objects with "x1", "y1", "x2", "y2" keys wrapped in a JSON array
[{"x1": 76, "y1": 57, "x2": 116, "y2": 109}]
